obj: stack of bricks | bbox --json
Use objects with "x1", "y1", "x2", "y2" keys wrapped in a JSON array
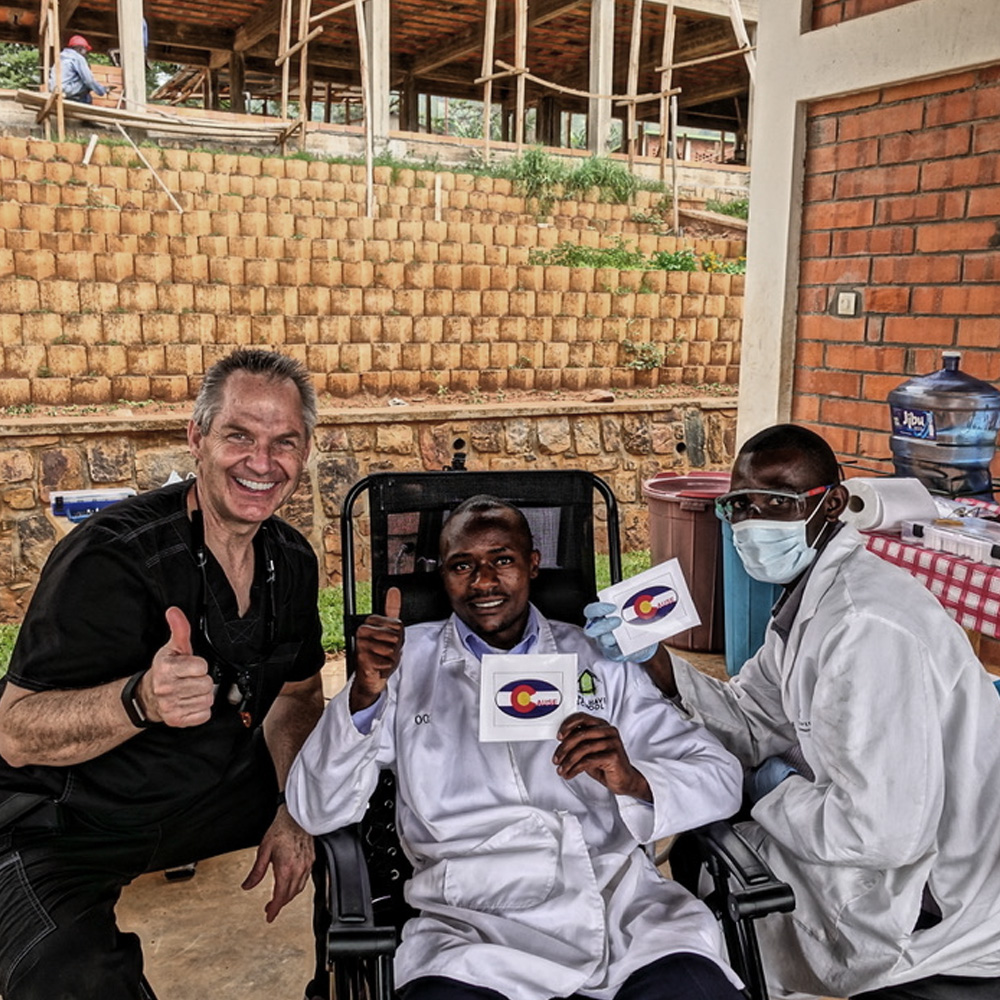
[{"x1": 0, "y1": 135, "x2": 745, "y2": 409}]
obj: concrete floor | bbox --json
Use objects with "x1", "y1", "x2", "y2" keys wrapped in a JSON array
[
  {"x1": 114, "y1": 651, "x2": 734, "y2": 1000},
  {"x1": 116, "y1": 658, "x2": 350, "y2": 1000}
]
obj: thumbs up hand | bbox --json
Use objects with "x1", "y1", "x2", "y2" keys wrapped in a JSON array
[
  {"x1": 350, "y1": 586, "x2": 405, "y2": 713},
  {"x1": 142, "y1": 607, "x2": 215, "y2": 727}
]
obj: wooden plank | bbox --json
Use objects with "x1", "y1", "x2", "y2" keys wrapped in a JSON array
[
  {"x1": 658, "y1": 0, "x2": 675, "y2": 182},
  {"x1": 297, "y1": 0, "x2": 311, "y2": 150},
  {"x1": 626, "y1": 0, "x2": 644, "y2": 167},
  {"x1": 353, "y1": 0, "x2": 375, "y2": 217},
  {"x1": 644, "y1": 0, "x2": 757, "y2": 20},
  {"x1": 276, "y1": 22, "x2": 324, "y2": 65},
  {"x1": 411, "y1": 0, "x2": 583, "y2": 78},
  {"x1": 114, "y1": 123, "x2": 184, "y2": 213},
  {"x1": 728, "y1": 0, "x2": 756, "y2": 81},
  {"x1": 514, "y1": 0, "x2": 527, "y2": 150},
  {"x1": 279, "y1": 0, "x2": 292, "y2": 122},
  {"x1": 118, "y1": 0, "x2": 147, "y2": 110},
  {"x1": 481, "y1": 0, "x2": 497, "y2": 162},
  {"x1": 656, "y1": 42, "x2": 754, "y2": 73}
]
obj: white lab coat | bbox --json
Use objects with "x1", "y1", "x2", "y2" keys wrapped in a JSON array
[
  {"x1": 288, "y1": 610, "x2": 743, "y2": 1000},
  {"x1": 672, "y1": 525, "x2": 1000, "y2": 997}
]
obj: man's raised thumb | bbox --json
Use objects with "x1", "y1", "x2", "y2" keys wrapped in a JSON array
[
  {"x1": 164, "y1": 606, "x2": 194, "y2": 655},
  {"x1": 384, "y1": 586, "x2": 402, "y2": 621}
]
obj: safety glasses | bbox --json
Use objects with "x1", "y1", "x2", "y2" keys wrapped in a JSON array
[{"x1": 715, "y1": 484, "x2": 836, "y2": 524}]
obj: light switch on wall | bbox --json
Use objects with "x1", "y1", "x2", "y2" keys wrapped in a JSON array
[{"x1": 833, "y1": 289, "x2": 861, "y2": 317}]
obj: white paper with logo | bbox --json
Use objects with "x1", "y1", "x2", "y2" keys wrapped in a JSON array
[
  {"x1": 478, "y1": 653, "x2": 577, "y2": 742},
  {"x1": 597, "y1": 558, "x2": 701, "y2": 658}
]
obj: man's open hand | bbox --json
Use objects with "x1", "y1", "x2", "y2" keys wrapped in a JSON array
[{"x1": 242, "y1": 805, "x2": 314, "y2": 922}]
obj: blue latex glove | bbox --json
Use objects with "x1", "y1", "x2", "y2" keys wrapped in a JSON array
[
  {"x1": 583, "y1": 601, "x2": 659, "y2": 663},
  {"x1": 745, "y1": 756, "x2": 799, "y2": 804}
]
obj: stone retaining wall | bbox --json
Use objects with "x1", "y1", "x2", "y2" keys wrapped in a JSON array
[{"x1": 0, "y1": 398, "x2": 736, "y2": 620}]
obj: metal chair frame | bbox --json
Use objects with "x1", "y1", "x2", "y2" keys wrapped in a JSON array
[{"x1": 316, "y1": 468, "x2": 794, "y2": 1000}]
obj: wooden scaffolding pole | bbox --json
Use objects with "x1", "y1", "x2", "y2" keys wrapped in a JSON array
[
  {"x1": 279, "y1": 0, "x2": 293, "y2": 127},
  {"x1": 297, "y1": 0, "x2": 311, "y2": 151},
  {"x1": 480, "y1": 0, "x2": 498, "y2": 163},
  {"x1": 514, "y1": 0, "x2": 527, "y2": 150},
  {"x1": 670, "y1": 93, "x2": 679, "y2": 233},
  {"x1": 728, "y1": 0, "x2": 756, "y2": 82},
  {"x1": 354, "y1": 0, "x2": 375, "y2": 218},
  {"x1": 658, "y1": 0, "x2": 674, "y2": 183},
  {"x1": 625, "y1": 0, "x2": 642, "y2": 169}
]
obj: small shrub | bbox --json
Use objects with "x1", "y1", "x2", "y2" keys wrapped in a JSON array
[
  {"x1": 705, "y1": 197, "x2": 749, "y2": 220},
  {"x1": 649, "y1": 248, "x2": 699, "y2": 271},
  {"x1": 564, "y1": 157, "x2": 638, "y2": 204},
  {"x1": 622, "y1": 340, "x2": 664, "y2": 371}
]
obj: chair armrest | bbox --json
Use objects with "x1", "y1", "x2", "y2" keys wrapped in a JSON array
[
  {"x1": 315, "y1": 826, "x2": 398, "y2": 959},
  {"x1": 670, "y1": 820, "x2": 795, "y2": 921}
]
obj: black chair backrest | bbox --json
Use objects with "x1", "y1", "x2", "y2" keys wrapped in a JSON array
[
  {"x1": 338, "y1": 468, "x2": 621, "y2": 926},
  {"x1": 341, "y1": 470, "x2": 622, "y2": 663}
]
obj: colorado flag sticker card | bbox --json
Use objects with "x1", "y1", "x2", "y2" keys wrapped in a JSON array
[
  {"x1": 597, "y1": 558, "x2": 701, "y2": 659},
  {"x1": 479, "y1": 653, "x2": 577, "y2": 742}
]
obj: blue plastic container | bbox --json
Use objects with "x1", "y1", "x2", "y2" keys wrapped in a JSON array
[{"x1": 721, "y1": 519, "x2": 782, "y2": 676}]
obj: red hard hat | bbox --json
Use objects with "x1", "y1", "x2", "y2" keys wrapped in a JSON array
[{"x1": 67, "y1": 34, "x2": 91, "y2": 51}]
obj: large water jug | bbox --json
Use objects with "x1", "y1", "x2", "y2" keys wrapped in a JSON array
[{"x1": 888, "y1": 351, "x2": 1000, "y2": 498}]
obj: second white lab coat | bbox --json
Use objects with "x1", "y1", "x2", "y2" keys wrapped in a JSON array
[
  {"x1": 673, "y1": 525, "x2": 1000, "y2": 997},
  {"x1": 288, "y1": 610, "x2": 743, "y2": 1000}
]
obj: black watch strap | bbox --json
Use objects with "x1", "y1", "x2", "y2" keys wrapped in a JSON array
[{"x1": 121, "y1": 670, "x2": 153, "y2": 728}]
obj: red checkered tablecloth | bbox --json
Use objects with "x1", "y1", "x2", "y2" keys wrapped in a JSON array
[{"x1": 865, "y1": 524, "x2": 1000, "y2": 639}]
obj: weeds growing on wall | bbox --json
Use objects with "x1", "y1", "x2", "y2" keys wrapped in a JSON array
[
  {"x1": 528, "y1": 239, "x2": 745, "y2": 274},
  {"x1": 562, "y1": 155, "x2": 638, "y2": 203},
  {"x1": 704, "y1": 196, "x2": 749, "y2": 220},
  {"x1": 494, "y1": 148, "x2": 648, "y2": 216}
]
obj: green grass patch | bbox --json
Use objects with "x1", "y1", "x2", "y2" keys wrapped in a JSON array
[
  {"x1": 0, "y1": 624, "x2": 19, "y2": 679},
  {"x1": 528, "y1": 239, "x2": 744, "y2": 274},
  {"x1": 704, "y1": 196, "x2": 749, "y2": 220}
]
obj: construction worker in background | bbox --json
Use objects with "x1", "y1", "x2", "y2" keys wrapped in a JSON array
[{"x1": 50, "y1": 35, "x2": 111, "y2": 104}]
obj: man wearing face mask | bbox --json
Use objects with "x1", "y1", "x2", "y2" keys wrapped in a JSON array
[{"x1": 585, "y1": 424, "x2": 1000, "y2": 1000}]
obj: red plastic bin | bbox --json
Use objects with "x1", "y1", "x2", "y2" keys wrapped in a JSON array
[{"x1": 641, "y1": 471, "x2": 731, "y2": 653}]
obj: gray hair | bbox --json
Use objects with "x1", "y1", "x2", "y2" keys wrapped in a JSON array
[{"x1": 192, "y1": 349, "x2": 317, "y2": 439}]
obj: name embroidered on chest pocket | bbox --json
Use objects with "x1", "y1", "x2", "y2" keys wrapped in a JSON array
[{"x1": 414, "y1": 712, "x2": 431, "y2": 725}]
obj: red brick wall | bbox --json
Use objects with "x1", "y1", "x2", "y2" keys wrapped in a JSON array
[
  {"x1": 812, "y1": 0, "x2": 920, "y2": 30},
  {"x1": 793, "y1": 64, "x2": 1000, "y2": 470}
]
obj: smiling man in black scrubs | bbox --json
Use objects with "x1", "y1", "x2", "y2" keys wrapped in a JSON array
[{"x1": 0, "y1": 349, "x2": 326, "y2": 1000}]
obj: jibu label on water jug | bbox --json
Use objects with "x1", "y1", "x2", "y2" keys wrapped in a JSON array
[{"x1": 891, "y1": 406, "x2": 936, "y2": 440}]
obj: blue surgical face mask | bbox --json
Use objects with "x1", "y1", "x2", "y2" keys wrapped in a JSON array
[{"x1": 730, "y1": 499, "x2": 827, "y2": 585}]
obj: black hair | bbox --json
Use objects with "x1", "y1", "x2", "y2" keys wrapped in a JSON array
[
  {"x1": 738, "y1": 423, "x2": 842, "y2": 486},
  {"x1": 440, "y1": 495, "x2": 534, "y2": 553}
]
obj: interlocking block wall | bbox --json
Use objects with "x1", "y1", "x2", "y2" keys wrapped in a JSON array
[{"x1": 0, "y1": 136, "x2": 745, "y2": 407}]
